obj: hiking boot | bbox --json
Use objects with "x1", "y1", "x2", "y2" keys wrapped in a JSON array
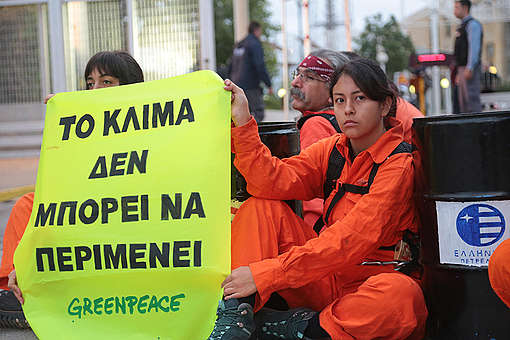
[
  {"x1": 207, "y1": 299, "x2": 256, "y2": 340},
  {"x1": 0, "y1": 290, "x2": 30, "y2": 329},
  {"x1": 255, "y1": 307, "x2": 316, "y2": 340}
]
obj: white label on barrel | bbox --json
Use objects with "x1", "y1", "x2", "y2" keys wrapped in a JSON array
[{"x1": 436, "y1": 200, "x2": 510, "y2": 267}]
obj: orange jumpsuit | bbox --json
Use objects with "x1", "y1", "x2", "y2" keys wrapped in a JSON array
[
  {"x1": 0, "y1": 192, "x2": 34, "y2": 290},
  {"x1": 300, "y1": 99, "x2": 424, "y2": 229},
  {"x1": 231, "y1": 117, "x2": 427, "y2": 339},
  {"x1": 489, "y1": 239, "x2": 510, "y2": 308}
]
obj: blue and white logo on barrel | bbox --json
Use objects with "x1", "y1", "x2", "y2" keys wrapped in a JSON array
[{"x1": 456, "y1": 204, "x2": 506, "y2": 247}]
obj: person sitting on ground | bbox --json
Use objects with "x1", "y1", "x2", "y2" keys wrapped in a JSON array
[
  {"x1": 292, "y1": 50, "x2": 424, "y2": 228},
  {"x1": 0, "y1": 50, "x2": 144, "y2": 328},
  {"x1": 207, "y1": 57, "x2": 427, "y2": 340}
]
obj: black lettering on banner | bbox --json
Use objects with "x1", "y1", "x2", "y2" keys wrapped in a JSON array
[
  {"x1": 35, "y1": 203, "x2": 57, "y2": 227},
  {"x1": 161, "y1": 193, "x2": 182, "y2": 220},
  {"x1": 194, "y1": 241, "x2": 202, "y2": 267},
  {"x1": 110, "y1": 152, "x2": 128, "y2": 176},
  {"x1": 57, "y1": 201, "x2": 77, "y2": 225},
  {"x1": 93, "y1": 244, "x2": 102, "y2": 270},
  {"x1": 143, "y1": 104, "x2": 150, "y2": 129},
  {"x1": 76, "y1": 114, "x2": 95, "y2": 138},
  {"x1": 152, "y1": 101, "x2": 174, "y2": 128},
  {"x1": 130, "y1": 244, "x2": 147, "y2": 269},
  {"x1": 183, "y1": 192, "x2": 205, "y2": 218},
  {"x1": 36, "y1": 248, "x2": 56, "y2": 272},
  {"x1": 126, "y1": 150, "x2": 148, "y2": 175},
  {"x1": 175, "y1": 99, "x2": 195, "y2": 125},
  {"x1": 57, "y1": 247, "x2": 73, "y2": 271},
  {"x1": 103, "y1": 109, "x2": 121, "y2": 136},
  {"x1": 79, "y1": 199, "x2": 99, "y2": 224},
  {"x1": 141, "y1": 194, "x2": 149, "y2": 220},
  {"x1": 89, "y1": 156, "x2": 108, "y2": 179},
  {"x1": 104, "y1": 244, "x2": 127, "y2": 269},
  {"x1": 35, "y1": 241, "x2": 202, "y2": 272},
  {"x1": 101, "y1": 198, "x2": 118, "y2": 224},
  {"x1": 173, "y1": 241, "x2": 190, "y2": 267},
  {"x1": 122, "y1": 106, "x2": 141, "y2": 132},
  {"x1": 60, "y1": 116, "x2": 76, "y2": 140},
  {"x1": 122, "y1": 196, "x2": 139, "y2": 222},
  {"x1": 149, "y1": 242, "x2": 170, "y2": 268},
  {"x1": 75, "y1": 246, "x2": 92, "y2": 270}
]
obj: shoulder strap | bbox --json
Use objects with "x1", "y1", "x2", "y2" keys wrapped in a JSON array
[
  {"x1": 313, "y1": 141, "x2": 413, "y2": 235},
  {"x1": 297, "y1": 113, "x2": 342, "y2": 133}
]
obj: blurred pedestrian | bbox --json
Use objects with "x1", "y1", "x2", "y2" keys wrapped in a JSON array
[
  {"x1": 229, "y1": 21, "x2": 272, "y2": 123},
  {"x1": 453, "y1": 0, "x2": 483, "y2": 113}
]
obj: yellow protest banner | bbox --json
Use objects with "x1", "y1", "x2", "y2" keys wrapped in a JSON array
[{"x1": 13, "y1": 70, "x2": 231, "y2": 339}]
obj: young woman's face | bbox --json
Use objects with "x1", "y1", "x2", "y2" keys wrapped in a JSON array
[
  {"x1": 86, "y1": 68, "x2": 120, "y2": 90},
  {"x1": 332, "y1": 74, "x2": 389, "y2": 149}
]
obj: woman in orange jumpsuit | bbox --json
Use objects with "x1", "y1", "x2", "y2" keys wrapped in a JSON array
[{"x1": 208, "y1": 58, "x2": 427, "y2": 340}]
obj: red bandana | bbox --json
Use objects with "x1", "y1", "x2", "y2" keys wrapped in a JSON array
[{"x1": 298, "y1": 55, "x2": 335, "y2": 81}]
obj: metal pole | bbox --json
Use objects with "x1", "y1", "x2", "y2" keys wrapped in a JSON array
[
  {"x1": 125, "y1": 0, "x2": 134, "y2": 57},
  {"x1": 296, "y1": 0, "x2": 304, "y2": 60},
  {"x1": 302, "y1": 0, "x2": 310, "y2": 56},
  {"x1": 344, "y1": 0, "x2": 352, "y2": 51},
  {"x1": 48, "y1": 0, "x2": 67, "y2": 92},
  {"x1": 199, "y1": 0, "x2": 216, "y2": 70},
  {"x1": 430, "y1": 0, "x2": 441, "y2": 115},
  {"x1": 233, "y1": 0, "x2": 249, "y2": 43},
  {"x1": 282, "y1": 0, "x2": 289, "y2": 120}
]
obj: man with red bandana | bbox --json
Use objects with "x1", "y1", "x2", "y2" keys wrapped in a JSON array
[{"x1": 293, "y1": 50, "x2": 424, "y2": 228}]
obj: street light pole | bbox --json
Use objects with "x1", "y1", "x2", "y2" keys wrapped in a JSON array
[
  {"x1": 282, "y1": 0, "x2": 289, "y2": 120},
  {"x1": 302, "y1": 0, "x2": 310, "y2": 56},
  {"x1": 430, "y1": 0, "x2": 441, "y2": 115},
  {"x1": 344, "y1": 0, "x2": 352, "y2": 51}
]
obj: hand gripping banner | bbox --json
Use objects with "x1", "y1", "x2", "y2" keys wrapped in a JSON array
[{"x1": 14, "y1": 70, "x2": 231, "y2": 339}]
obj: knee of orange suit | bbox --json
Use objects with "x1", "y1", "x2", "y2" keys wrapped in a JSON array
[
  {"x1": 320, "y1": 273, "x2": 428, "y2": 340},
  {"x1": 489, "y1": 239, "x2": 510, "y2": 308}
]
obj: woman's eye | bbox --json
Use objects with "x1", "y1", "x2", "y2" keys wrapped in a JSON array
[
  {"x1": 356, "y1": 95, "x2": 365, "y2": 101},
  {"x1": 335, "y1": 98, "x2": 344, "y2": 104},
  {"x1": 104, "y1": 80, "x2": 112, "y2": 85},
  {"x1": 86, "y1": 82, "x2": 93, "y2": 89}
]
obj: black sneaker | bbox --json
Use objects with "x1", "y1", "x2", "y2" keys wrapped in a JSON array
[
  {"x1": 0, "y1": 290, "x2": 30, "y2": 329},
  {"x1": 207, "y1": 299, "x2": 256, "y2": 340},
  {"x1": 255, "y1": 307, "x2": 316, "y2": 340}
]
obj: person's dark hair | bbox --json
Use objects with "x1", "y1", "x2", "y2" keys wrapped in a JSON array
[
  {"x1": 329, "y1": 58, "x2": 398, "y2": 117},
  {"x1": 248, "y1": 21, "x2": 261, "y2": 34},
  {"x1": 84, "y1": 51, "x2": 144, "y2": 87},
  {"x1": 456, "y1": 0, "x2": 471, "y2": 11}
]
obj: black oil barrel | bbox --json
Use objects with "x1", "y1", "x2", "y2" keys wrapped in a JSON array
[
  {"x1": 413, "y1": 111, "x2": 510, "y2": 339},
  {"x1": 232, "y1": 121, "x2": 301, "y2": 214}
]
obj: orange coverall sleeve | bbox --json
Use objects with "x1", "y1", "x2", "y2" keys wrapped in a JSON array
[
  {"x1": 232, "y1": 117, "x2": 332, "y2": 201},
  {"x1": 249, "y1": 155, "x2": 415, "y2": 299},
  {"x1": 0, "y1": 192, "x2": 34, "y2": 289}
]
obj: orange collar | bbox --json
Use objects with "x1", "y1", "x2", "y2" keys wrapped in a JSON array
[{"x1": 335, "y1": 117, "x2": 405, "y2": 164}]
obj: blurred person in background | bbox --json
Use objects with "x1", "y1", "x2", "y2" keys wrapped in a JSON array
[{"x1": 229, "y1": 21, "x2": 273, "y2": 123}]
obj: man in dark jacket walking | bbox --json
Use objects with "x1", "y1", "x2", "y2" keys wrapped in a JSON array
[{"x1": 230, "y1": 21, "x2": 272, "y2": 123}]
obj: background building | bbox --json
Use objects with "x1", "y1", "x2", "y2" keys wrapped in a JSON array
[{"x1": 0, "y1": 0, "x2": 215, "y2": 123}]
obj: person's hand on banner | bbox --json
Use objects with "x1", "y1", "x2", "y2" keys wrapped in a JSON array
[
  {"x1": 7, "y1": 270, "x2": 23, "y2": 304},
  {"x1": 224, "y1": 79, "x2": 251, "y2": 127},
  {"x1": 44, "y1": 93, "x2": 55, "y2": 104},
  {"x1": 221, "y1": 266, "x2": 257, "y2": 300}
]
